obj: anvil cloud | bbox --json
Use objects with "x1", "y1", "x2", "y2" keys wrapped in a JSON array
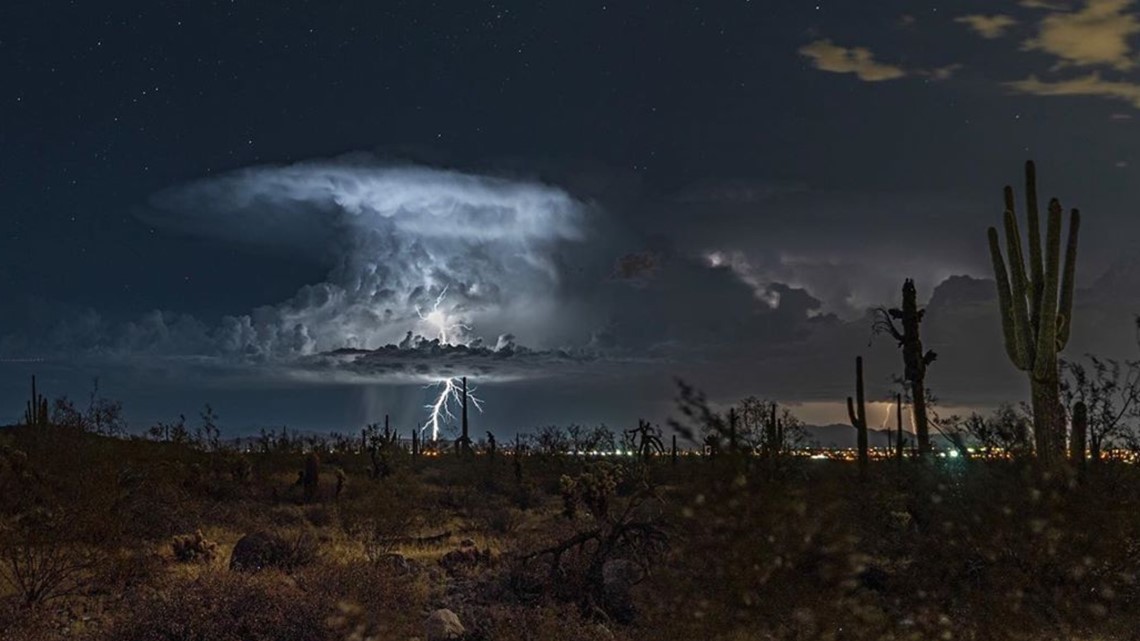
[{"x1": 142, "y1": 160, "x2": 591, "y2": 370}]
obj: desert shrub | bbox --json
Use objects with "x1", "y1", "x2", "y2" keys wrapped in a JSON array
[
  {"x1": 339, "y1": 479, "x2": 422, "y2": 563},
  {"x1": 0, "y1": 509, "x2": 103, "y2": 606},
  {"x1": 112, "y1": 463, "x2": 197, "y2": 540},
  {"x1": 510, "y1": 481, "x2": 542, "y2": 511},
  {"x1": 439, "y1": 539, "x2": 497, "y2": 577},
  {"x1": 517, "y1": 462, "x2": 668, "y2": 623},
  {"x1": 304, "y1": 504, "x2": 336, "y2": 528},
  {"x1": 302, "y1": 452, "x2": 321, "y2": 502},
  {"x1": 461, "y1": 603, "x2": 617, "y2": 641},
  {"x1": 473, "y1": 504, "x2": 525, "y2": 536},
  {"x1": 298, "y1": 560, "x2": 429, "y2": 639},
  {"x1": 94, "y1": 547, "x2": 164, "y2": 595},
  {"x1": 229, "y1": 530, "x2": 320, "y2": 573},
  {"x1": 0, "y1": 601, "x2": 65, "y2": 641},
  {"x1": 230, "y1": 455, "x2": 253, "y2": 484},
  {"x1": 107, "y1": 570, "x2": 331, "y2": 641},
  {"x1": 267, "y1": 505, "x2": 307, "y2": 528},
  {"x1": 171, "y1": 529, "x2": 219, "y2": 563}
]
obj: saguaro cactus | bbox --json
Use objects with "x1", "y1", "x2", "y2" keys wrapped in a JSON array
[
  {"x1": 988, "y1": 161, "x2": 1080, "y2": 463},
  {"x1": 1070, "y1": 401, "x2": 1088, "y2": 471},
  {"x1": 874, "y1": 280, "x2": 937, "y2": 455},
  {"x1": 895, "y1": 392, "x2": 904, "y2": 463},
  {"x1": 24, "y1": 376, "x2": 48, "y2": 427},
  {"x1": 457, "y1": 376, "x2": 473, "y2": 457},
  {"x1": 302, "y1": 451, "x2": 321, "y2": 502},
  {"x1": 847, "y1": 356, "x2": 869, "y2": 479},
  {"x1": 763, "y1": 402, "x2": 780, "y2": 457}
]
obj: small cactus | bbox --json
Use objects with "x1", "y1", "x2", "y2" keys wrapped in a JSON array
[{"x1": 171, "y1": 530, "x2": 219, "y2": 563}]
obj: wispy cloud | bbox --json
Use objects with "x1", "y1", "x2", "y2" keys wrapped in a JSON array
[
  {"x1": 798, "y1": 40, "x2": 907, "y2": 82},
  {"x1": 1007, "y1": 72, "x2": 1140, "y2": 107},
  {"x1": 955, "y1": 14, "x2": 1019, "y2": 39},
  {"x1": 1020, "y1": 0, "x2": 1071, "y2": 10},
  {"x1": 921, "y1": 64, "x2": 965, "y2": 81},
  {"x1": 1023, "y1": 0, "x2": 1140, "y2": 70}
]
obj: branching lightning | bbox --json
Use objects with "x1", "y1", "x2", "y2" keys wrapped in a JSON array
[
  {"x1": 416, "y1": 286, "x2": 470, "y2": 344},
  {"x1": 421, "y1": 376, "x2": 485, "y2": 441},
  {"x1": 414, "y1": 287, "x2": 485, "y2": 440}
]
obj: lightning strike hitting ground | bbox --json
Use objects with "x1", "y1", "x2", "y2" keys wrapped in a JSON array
[
  {"x1": 881, "y1": 401, "x2": 894, "y2": 429},
  {"x1": 421, "y1": 376, "x2": 484, "y2": 441}
]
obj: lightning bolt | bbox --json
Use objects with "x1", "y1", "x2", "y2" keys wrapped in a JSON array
[
  {"x1": 421, "y1": 376, "x2": 485, "y2": 441},
  {"x1": 415, "y1": 286, "x2": 470, "y2": 344}
]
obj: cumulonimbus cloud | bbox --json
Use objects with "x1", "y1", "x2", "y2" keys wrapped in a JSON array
[{"x1": 145, "y1": 159, "x2": 590, "y2": 364}]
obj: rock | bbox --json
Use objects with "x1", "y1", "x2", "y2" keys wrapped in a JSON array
[
  {"x1": 858, "y1": 565, "x2": 890, "y2": 592},
  {"x1": 383, "y1": 552, "x2": 412, "y2": 574},
  {"x1": 439, "y1": 544, "x2": 493, "y2": 576},
  {"x1": 229, "y1": 531, "x2": 282, "y2": 572},
  {"x1": 424, "y1": 609, "x2": 464, "y2": 641},
  {"x1": 601, "y1": 559, "x2": 643, "y2": 624},
  {"x1": 229, "y1": 530, "x2": 318, "y2": 572}
]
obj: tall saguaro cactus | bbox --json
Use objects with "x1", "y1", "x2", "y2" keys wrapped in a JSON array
[
  {"x1": 987, "y1": 161, "x2": 1080, "y2": 462},
  {"x1": 847, "y1": 356, "x2": 869, "y2": 479},
  {"x1": 874, "y1": 280, "x2": 937, "y2": 455},
  {"x1": 457, "y1": 376, "x2": 473, "y2": 457},
  {"x1": 1070, "y1": 401, "x2": 1087, "y2": 474},
  {"x1": 24, "y1": 375, "x2": 48, "y2": 427}
]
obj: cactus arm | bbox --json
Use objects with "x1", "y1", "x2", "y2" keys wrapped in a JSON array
[
  {"x1": 847, "y1": 396, "x2": 860, "y2": 427},
  {"x1": 989, "y1": 227, "x2": 1029, "y2": 370},
  {"x1": 1003, "y1": 210, "x2": 1036, "y2": 368},
  {"x1": 1034, "y1": 199, "x2": 1063, "y2": 380},
  {"x1": 850, "y1": 356, "x2": 866, "y2": 426},
  {"x1": 1025, "y1": 161, "x2": 1045, "y2": 322},
  {"x1": 1057, "y1": 208, "x2": 1081, "y2": 349}
]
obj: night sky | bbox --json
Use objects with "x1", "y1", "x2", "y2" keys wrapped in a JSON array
[{"x1": 4, "y1": 1, "x2": 1140, "y2": 437}]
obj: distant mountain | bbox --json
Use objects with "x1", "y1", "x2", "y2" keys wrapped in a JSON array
[
  {"x1": 800, "y1": 423, "x2": 966, "y2": 450},
  {"x1": 802, "y1": 423, "x2": 907, "y2": 449}
]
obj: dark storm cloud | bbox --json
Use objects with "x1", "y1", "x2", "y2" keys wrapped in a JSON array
[
  {"x1": 1, "y1": 156, "x2": 862, "y2": 405},
  {"x1": 649, "y1": 182, "x2": 989, "y2": 320},
  {"x1": 7, "y1": 151, "x2": 1140, "y2": 426}
]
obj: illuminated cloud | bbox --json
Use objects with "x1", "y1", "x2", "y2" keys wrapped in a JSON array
[
  {"x1": 921, "y1": 64, "x2": 965, "y2": 81},
  {"x1": 798, "y1": 40, "x2": 907, "y2": 82},
  {"x1": 1020, "y1": 0, "x2": 1072, "y2": 9},
  {"x1": 146, "y1": 160, "x2": 590, "y2": 357},
  {"x1": 1022, "y1": 0, "x2": 1140, "y2": 70},
  {"x1": 955, "y1": 14, "x2": 1019, "y2": 39},
  {"x1": 1007, "y1": 73, "x2": 1140, "y2": 108}
]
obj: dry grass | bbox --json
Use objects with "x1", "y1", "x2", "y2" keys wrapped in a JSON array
[{"x1": 3, "y1": 426, "x2": 1140, "y2": 640}]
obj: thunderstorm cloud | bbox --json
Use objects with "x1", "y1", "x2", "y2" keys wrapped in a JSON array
[{"x1": 145, "y1": 160, "x2": 589, "y2": 359}]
